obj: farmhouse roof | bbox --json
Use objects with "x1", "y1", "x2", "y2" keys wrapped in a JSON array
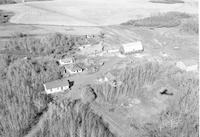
[
  {"x1": 60, "y1": 57, "x2": 74, "y2": 62},
  {"x1": 44, "y1": 78, "x2": 69, "y2": 90}
]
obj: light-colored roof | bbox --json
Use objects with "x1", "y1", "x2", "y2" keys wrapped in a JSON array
[
  {"x1": 105, "y1": 72, "x2": 115, "y2": 80},
  {"x1": 122, "y1": 41, "x2": 143, "y2": 53},
  {"x1": 44, "y1": 78, "x2": 69, "y2": 90}
]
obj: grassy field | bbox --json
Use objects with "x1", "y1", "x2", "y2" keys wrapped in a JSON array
[{"x1": 0, "y1": 0, "x2": 197, "y2": 26}]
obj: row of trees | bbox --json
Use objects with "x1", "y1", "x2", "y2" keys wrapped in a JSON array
[{"x1": 121, "y1": 12, "x2": 191, "y2": 28}]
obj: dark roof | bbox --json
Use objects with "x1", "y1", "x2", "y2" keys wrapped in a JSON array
[{"x1": 44, "y1": 78, "x2": 69, "y2": 90}]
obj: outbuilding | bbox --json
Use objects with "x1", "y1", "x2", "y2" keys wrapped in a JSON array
[
  {"x1": 65, "y1": 64, "x2": 84, "y2": 74},
  {"x1": 43, "y1": 79, "x2": 69, "y2": 94},
  {"x1": 59, "y1": 57, "x2": 74, "y2": 66},
  {"x1": 120, "y1": 41, "x2": 144, "y2": 54}
]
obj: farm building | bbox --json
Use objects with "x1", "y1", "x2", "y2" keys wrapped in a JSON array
[
  {"x1": 43, "y1": 79, "x2": 69, "y2": 94},
  {"x1": 59, "y1": 57, "x2": 74, "y2": 66},
  {"x1": 120, "y1": 41, "x2": 144, "y2": 54},
  {"x1": 65, "y1": 64, "x2": 84, "y2": 74}
]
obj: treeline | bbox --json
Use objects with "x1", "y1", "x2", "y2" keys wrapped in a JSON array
[
  {"x1": 2, "y1": 33, "x2": 102, "y2": 59},
  {"x1": 121, "y1": 12, "x2": 191, "y2": 28},
  {"x1": 34, "y1": 100, "x2": 116, "y2": 137},
  {"x1": 93, "y1": 62, "x2": 163, "y2": 103},
  {"x1": 93, "y1": 61, "x2": 199, "y2": 137},
  {"x1": 149, "y1": 0, "x2": 184, "y2": 4},
  {"x1": 0, "y1": 0, "x2": 16, "y2": 4},
  {"x1": 180, "y1": 17, "x2": 199, "y2": 34}
]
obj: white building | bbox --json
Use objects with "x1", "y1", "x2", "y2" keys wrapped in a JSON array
[
  {"x1": 120, "y1": 41, "x2": 144, "y2": 54},
  {"x1": 43, "y1": 79, "x2": 69, "y2": 94},
  {"x1": 59, "y1": 57, "x2": 74, "y2": 66}
]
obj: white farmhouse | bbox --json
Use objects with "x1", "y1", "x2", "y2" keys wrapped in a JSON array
[
  {"x1": 43, "y1": 79, "x2": 69, "y2": 94},
  {"x1": 120, "y1": 41, "x2": 144, "y2": 54}
]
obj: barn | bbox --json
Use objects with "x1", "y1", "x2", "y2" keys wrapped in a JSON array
[
  {"x1": 43, "y1": 79, "x2": 69, "y2": 94},
  {"x1": 120, "y1": 41, "x2": 144, "y2": 54}
]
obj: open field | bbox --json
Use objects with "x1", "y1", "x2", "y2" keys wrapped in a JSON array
[{"x1": 0, "y1": 0, "x2": 198, "y2": 26}]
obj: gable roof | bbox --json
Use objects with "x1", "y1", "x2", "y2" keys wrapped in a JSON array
[
  {"x1": 122, "y1": 41, "x2": 143, "y2": 53},
  {"x1": 105, "y1": 72, "x2": 115, "y2": 81},
  {"x1": 44, "y1": 78, "x2": 69, "y2": 90}
]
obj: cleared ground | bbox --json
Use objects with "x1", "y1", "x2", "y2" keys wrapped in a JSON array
[{"x1": 0, "y1": 0, "x2": 198, "y2": 26}]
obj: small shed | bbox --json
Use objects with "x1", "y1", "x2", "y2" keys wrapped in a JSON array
[
  {"x1": 43, "y1": 79, "x2": 69, "y2": 94},
  {"x1": 105, "y1": 72, "x2": 116, "y2": 82},
  {"x1": 65, "y1": 64, "x2": 84, "y2": 74},
  {"x1": 120, "y1": 41, "x2": 144, "y2": 54}
]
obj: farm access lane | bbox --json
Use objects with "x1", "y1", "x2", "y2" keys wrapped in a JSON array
[{"x1": 56, "y1": 56, "x2": 123, "y2": 101}]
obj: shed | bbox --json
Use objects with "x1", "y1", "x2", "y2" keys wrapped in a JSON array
[
  {"x1": 43, "y1": 78, "x2": 69, "y2": 94},
  {"x1": 105, "y1": 72, "x2": 116, "y2": 81},
  {"x1": 59, "y1": 57, "x2": 74, "y2": 66},
  {"x1": 120, "y1": 41, "x2": 144, "y2": 54},
  {"x1": 65, "y1": 64, "x2": 84, "y2": 74}
]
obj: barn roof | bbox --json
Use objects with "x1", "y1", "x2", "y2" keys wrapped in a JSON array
[
  {"x1": 44, "y1": 78, "x2": 69, "y2": 90},
  {"x1": 122, "y1": 41, "x2": 143, "y2": 53}
]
